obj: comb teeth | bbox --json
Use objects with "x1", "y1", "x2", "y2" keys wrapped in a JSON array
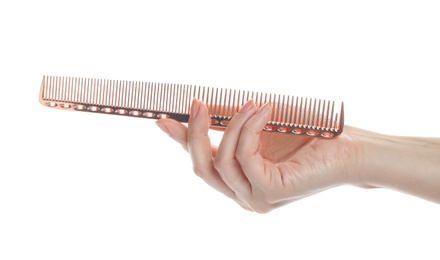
[{"x1": 39, "y1": 76, "x2": 344, "y2": 138}]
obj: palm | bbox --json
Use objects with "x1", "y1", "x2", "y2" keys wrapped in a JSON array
[
  {"x1": 255, "y1": 131, "x2": 349, "y2": 200},
  {"x1": 258, "y1": 131, "x2": 312, "y2": 162}
]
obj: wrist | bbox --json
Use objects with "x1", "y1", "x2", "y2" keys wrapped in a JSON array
[
  {"x1": 347, "y1": 127, "x2": 440, "y2": 203},
  {"x1": 337, "y1": 126, "x2": 381, "y2": 187}
]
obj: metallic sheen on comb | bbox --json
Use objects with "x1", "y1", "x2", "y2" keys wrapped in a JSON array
[{"x1": 39, "y1": 76, "x2": 344, "y2": 138}]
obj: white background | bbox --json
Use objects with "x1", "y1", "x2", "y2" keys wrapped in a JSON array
[{"x1": 1, "y1": 1, "x2": 439, "y2": 259}]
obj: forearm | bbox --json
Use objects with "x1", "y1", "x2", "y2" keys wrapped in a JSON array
[{"x1": 351, "y1": 128, "x2": 440, "y2": 203}]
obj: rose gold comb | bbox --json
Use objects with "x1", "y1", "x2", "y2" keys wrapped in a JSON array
[{"x1": 39, "y1": 76, "x2": 344, "y2": 138}]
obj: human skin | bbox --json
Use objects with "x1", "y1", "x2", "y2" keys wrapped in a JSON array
[{"x1": 155, "y1": 99, "x2": 440, "y2": 213}]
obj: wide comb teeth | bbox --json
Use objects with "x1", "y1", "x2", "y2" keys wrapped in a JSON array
[{"x1": 39, "y1": 76, "x2": 344, "y2": 138}]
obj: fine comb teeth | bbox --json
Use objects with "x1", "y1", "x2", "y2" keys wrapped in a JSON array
[{"x1": 39, "y1": 76, "x2": 344, "y2": 138}]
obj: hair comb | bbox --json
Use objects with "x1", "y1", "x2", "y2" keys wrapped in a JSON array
[{"x1": 39, "y1": 76, "x2": 344, "y2": 138}]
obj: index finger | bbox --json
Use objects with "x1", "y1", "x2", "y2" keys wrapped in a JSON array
[{"x1": 187, "y1": 98, "x2": 236, "y2": 199}]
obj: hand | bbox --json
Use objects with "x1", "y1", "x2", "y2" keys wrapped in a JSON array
[{"x1": 155, "y1": 98, "x2": 360, "y2": 213}]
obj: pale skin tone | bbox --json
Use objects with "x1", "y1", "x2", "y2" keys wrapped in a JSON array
[{"x1": 156, "y1": 99, "x2": 440, "y2": 213}]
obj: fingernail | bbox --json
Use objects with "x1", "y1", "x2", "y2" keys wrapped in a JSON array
[
  {"x1": 256, "y1": 102, "x2": 271, "y2": 114},
  {"x1": 238, "y1": 99, "x2": 255, "y2": 113},
  {"x1": 156, "y1": 121, "x2": 170, "y2": 135},
  {"x1": 190, "y1": 98, "x2": 200, "y2": 119}
]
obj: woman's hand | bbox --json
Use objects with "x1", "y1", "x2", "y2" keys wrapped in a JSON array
[
  {"x1": 155, "y1": 98, "x2": 361, "y2": 213},
  {"x1": 156, "y1": 98, "x2": 440, "y2": 212}
]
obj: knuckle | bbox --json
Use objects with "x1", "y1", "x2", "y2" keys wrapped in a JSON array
[
  {"x1": 213, "y1": 157, "x2": 224, "y2": 171},
  {"x1": 229, "y1": 175, "x2": 248, "y2": 190},
  {"x1": 258, "y1": 188, "x2": 280, "y2": 204},
  {"x1": 188, "y1": 132, "x2": 203, "y2": 143},
  {"x1": 253, "y1": 205, "x2": 271, "y2": 214},
  {"x1": 242, "y1": 123, "x2": 258, "y2": 135},
  {"x1": 235, "y1": 200, "x2": 252, "y2": 212},
  {"x1": 235, "y1": 147, "x2": 248, "y2": 162},
  {"x1": 213, "y1": 159, "x2": 235, "y2": 182},
  {"x1": 187, "y1": 126, "x2": 207, "y2": 140},
  {"x1": 248, "y1": 201, "x2": 271, "y2": 214},
  {"x1": 265, "y1": 194, "x2": 279, "y2": 205},
  {"x1": 192, "y1": 166, "x2": 204, "y2": 178}
]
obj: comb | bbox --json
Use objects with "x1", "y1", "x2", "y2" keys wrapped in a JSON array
[{"x1": 39, "y1": 76, "x2": 344, "y2": 138}]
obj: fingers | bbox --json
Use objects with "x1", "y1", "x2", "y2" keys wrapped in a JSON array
[
  {"x1": 236, "y1": 103, "x2": 273, "y2": 187},
  {"x1": 155, "y1": 99, "x2": 275, "y2": 212},
  {"x1": 187, "y1": 98, "x2": 236, "y2": 199},
  {"x1": 156, "y1": 119, "x2": 189, "y2": 151},
  {"x1": 155, "y1": 100, "x2": 233, "y2": 199},
  {"x1": 156, "y1": 118, "x2": 220, "y2": 156},
  {"x1": 214, "y1": 99, "x2": 257, "y2": 196}
]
